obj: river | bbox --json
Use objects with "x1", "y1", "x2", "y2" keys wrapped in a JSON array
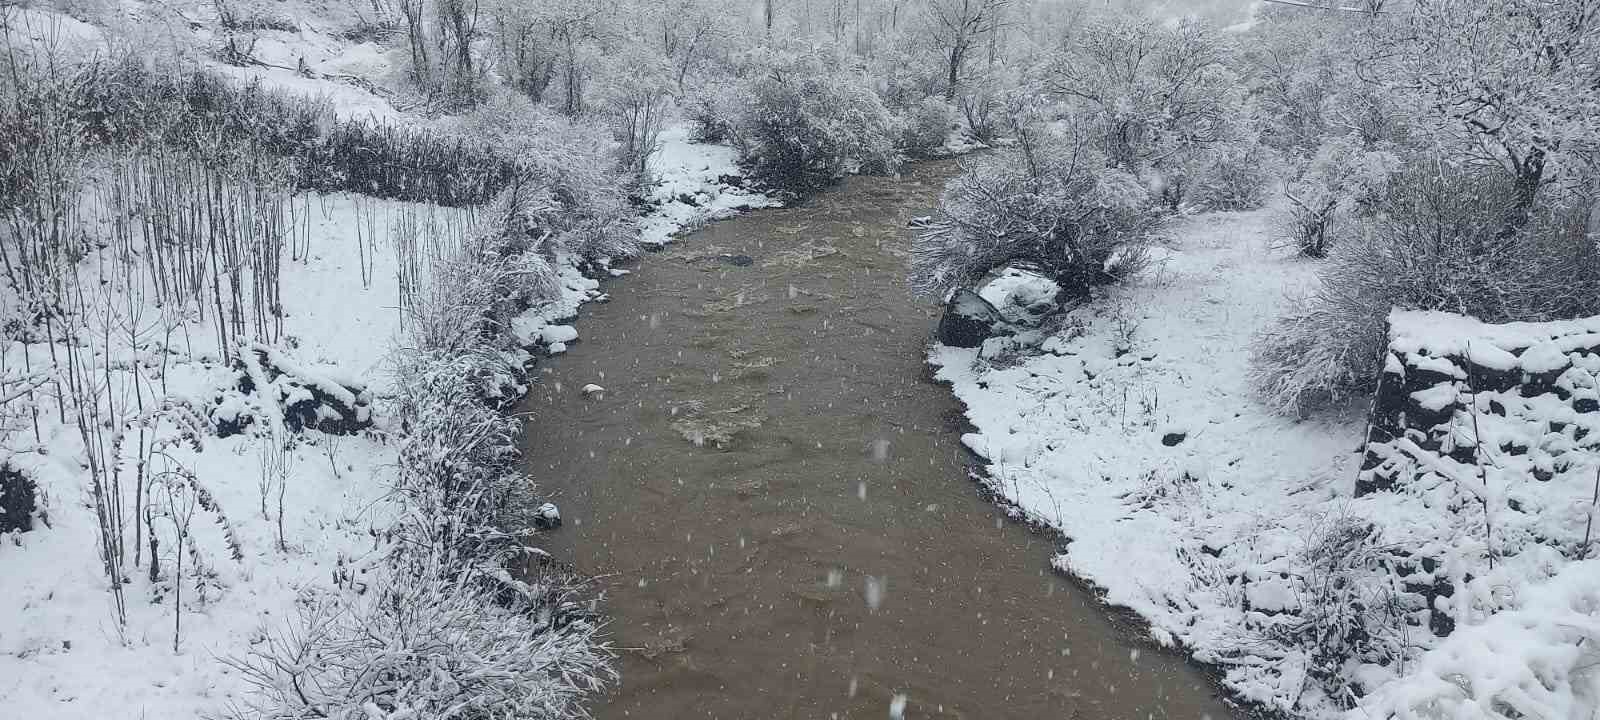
[{"x1": 520, "y1": 158, "x2": 1237, "y2": 720}]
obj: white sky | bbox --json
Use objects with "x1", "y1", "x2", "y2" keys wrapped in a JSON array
[{"x1": 1088, "y1": 0, "x2": 1260, "y2": 24}]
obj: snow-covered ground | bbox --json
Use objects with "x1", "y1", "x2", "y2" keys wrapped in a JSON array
[
  {"x1": 0, "y1": 7, "x2": 767, "y2": 708},
  {"x1": 1, "y1": 181, "x2": 758, "y2": 720},
  {"x1": 931, "y1": 204, "x2": 1600, "y2": 717},
  {"x1": 0, "y1": 194, "x2": 452, "y2": 716},
  {"x1": 933, "y1": 203, "x2": 1362, "y2": 712},
  {"x1": 1, "y1": 172, "x2": 755, "y2": 719},
  {"x1": 637, "y1": 122, "x2": 782, "y2": 247}
]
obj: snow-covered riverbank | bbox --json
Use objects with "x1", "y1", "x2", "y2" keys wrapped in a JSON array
[
  {"x1": 0, "y1": 44, "x2": 768, "y2": 711},
  {"x1": 932, "y1": 203, "x2": 1600, "y2": 718}
]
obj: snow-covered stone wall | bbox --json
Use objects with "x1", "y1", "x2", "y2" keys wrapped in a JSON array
[
  {"x1": 1356, "y1": 310, "x2": 1600, "y2": 635},
  {"x1": 1361, "y1": 310, "x2": 1600, "y2": 496}
]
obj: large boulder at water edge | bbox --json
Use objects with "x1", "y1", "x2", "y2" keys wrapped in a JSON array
[{"x1": 938, "y1": 289, "x2": 1009, "y2": 348}]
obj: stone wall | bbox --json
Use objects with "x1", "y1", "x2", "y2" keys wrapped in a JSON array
[
  {"x1": 1359, "y1": 310, "x2": 1600, "y2": 497},
  {"x1": 1356, "y1": 310, "x2": 1600, "y2": 637}
]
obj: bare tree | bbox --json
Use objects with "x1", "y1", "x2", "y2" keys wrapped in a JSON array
[
  {"x1": 655, "y1": 0, "x2": 718, "y2": 96},
  {"x1": 399, "y1": 0, "x2": 432, "y2": 88},
  {"x1": 1374, "y1": 0, "x2": 1600, "y2": 235},
  {"x1": 922, "y1": 0, "x2": 1007, "y2": 100},
  {"x1": 1047, "y1": 15, "x2": 1235, "y2": 173}
]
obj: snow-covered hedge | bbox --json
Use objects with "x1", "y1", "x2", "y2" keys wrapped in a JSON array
[{"x1": 13, "y1": 55, "x2": 520, "y2": 206}]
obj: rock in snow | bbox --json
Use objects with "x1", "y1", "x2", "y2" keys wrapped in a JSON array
[
  {"x1": 540, "y1": 324, "x2": 579, "y2": 345},
  {"x1": 534, "y1": 502, "x2": 562, "y2": 529},
  {"x1": 0, "y1": 463, "x2": 36, "y2": 534},
  {"x1": 937, "y1": 289, "x2": 1009, "y2": 348}
]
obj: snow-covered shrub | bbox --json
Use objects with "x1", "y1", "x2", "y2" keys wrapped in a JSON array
[
  {"x1": 867, "y1": 43, "x2": 943, "y2": 110},
  {"x1": 957, "y1": 88, "x2": 1000, "y2": 143},
  {"x1": 1263, "y1": 515, "x2": 1407, "y2": 704},
  {"x1": 1284, "y1": 135, "x2": 1402, "y2": 257},
  {"x1": 910, "y1": 133, "x2": 1161, "y2": 301},
  {"x1": 898, "y1": 96, "x2": 956, "y2": 158},
  {"x1": 390, "y1": 345, "x2": 537, "y2": 577},
  {"x1": 453, "y1": 93, "x2": 639, "y2": 263},
  {"x1": 1191, "y1": 138, "x2": 1280, "y2": 211},
  {"x1": 1252, "y1": 166, "x2": 1600, "y2": 415},
  {"x1": 225, "y1": 566, "x2": 610, "y2": 720},
  {"x1": 390, "y1": 247, "x2": 532, "y2": 567},
  {"x1": 735, "y1": 46, "x2": 899, "y2": 194},
  {"x1": 683, "y1": 78, "x2": 746, "y2": 148},
  {"x1": 597, "y1": 44, "x2": 670, "y2": 183},
  {"x1": 1046, "y1": 15, "x2": 1237, "y2": 176},
  {"x1": 1239, "y1": 12, "x2": 1338, "y2": 157},
  {"x1": 0, "y1": 51, "x2": 529, "y2": 206},
  {"x1": 1249, "y1": 286, "x2": 1379, "y2": 417},
  {"x1": 953, "y1": 63, "x2": 1013, "y2": 144}
]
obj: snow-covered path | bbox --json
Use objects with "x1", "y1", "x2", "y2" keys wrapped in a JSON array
[{"x1": 519, "y1": 161, "x2": 1238, "y2": 719}]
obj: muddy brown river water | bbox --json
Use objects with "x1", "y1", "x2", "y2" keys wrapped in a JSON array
[{"x1": 519, "y1": 159, "x2": 1238, "y2": 719}]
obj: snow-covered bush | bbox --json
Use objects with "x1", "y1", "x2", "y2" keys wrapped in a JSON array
[
  {"x1": 683, "y1": 78, "x2": 746, "y2": 148},
  {"x1": 225, "y1": 567, "x2": 610, "y2": 720},
  {"x1": 867, "y1": 42, "x2": 944, "y2": 110},
  {"x1": 1264, "y1": 515, "x2": 1407, "y2": 703},
  {"x1": 897, "y1": 96, "x2": 956, "y2": 158},
  {"x1": 453, "y1": 93, "x2": 639, "y2": 263},
  {"x1": 1239, "y1": 12, "x2": 1339, "y2": 157},
  {"x1": 1191, "y1": 138, "x2": 1280, "y2": 211},
  {"x1": 1252, "y1": 166, "x2": 1600, "y2": 415},
  {"x1": 1375, "y1": 0, "x2": 1600, "y2": 228},
  {"x1": 597, "y1": 44, "x2": 671, "y2": 183},
  {"x1": 0, "y1": 50, "x2": 542, "y2": 207},
  {"x1": 910, "y1": 130, "x2": 1161, "y2": 301},
  {"x1": 227, "y1": 187, "x2": 614, "y2": 718},
  {"x1": 1284, "y1": 135, "x2": 1401, "y2": 257},
  {"x1": 734, "y1": 46, "x2": 899, "y2": 194},
  {"x1": 389, "y1": 226, "x2": 546, "y2": 575},
  {"x1": 1046, "y1": 15, "x2": 1236, "y2": 176},
  {"x1": 947, "y1": 59, "x2": 1015, "y2": 144},
  {"x1": 956, "y1": 85, "x2": 1001, "y2": 143}
]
